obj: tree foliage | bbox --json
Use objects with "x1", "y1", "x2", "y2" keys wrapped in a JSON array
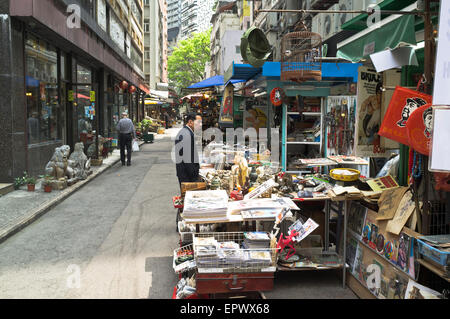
[{"x1": 168, "y1": 29, "x2": 211, "y2": 93}]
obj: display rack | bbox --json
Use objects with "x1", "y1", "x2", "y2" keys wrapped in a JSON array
[{"x1": 282, "y1": 97, "x2": 325, "y2": 174}]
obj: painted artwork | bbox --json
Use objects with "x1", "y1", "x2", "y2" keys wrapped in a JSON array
[{"x1": 244, "y1": 107, "x2": 268, "y2": 132}]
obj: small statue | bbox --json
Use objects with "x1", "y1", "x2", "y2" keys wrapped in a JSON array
[
  {"x1": 87, "y1": 136, "x2": 105, "y2": 158},
  {"x1": 69, "y1": 142, "x2": 92, "y2": 181},
  {"x1": 45, "y1": 145, "x2": 73, "y2": 180}
]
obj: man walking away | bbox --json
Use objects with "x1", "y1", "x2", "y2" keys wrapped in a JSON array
[
  {"x1": 116, "y1": 112, "x2": 136, "y2": 166},
  {"x1": 175, "y1": 113, "x2": 202, "y2": 188}
]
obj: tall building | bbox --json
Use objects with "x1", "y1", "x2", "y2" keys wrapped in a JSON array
[
  {"x1": 168, "y1": 0, "x2": 182, "y2": 42},
  {"x1": 0, "y1": 0, "x2": 149, "y2": 182},
  {"x1": 180, "y1": 0, "x2": 215, "y2": 40},
  {"x1": 144, "y1": 0, "x2": 168, "y2": 91}
]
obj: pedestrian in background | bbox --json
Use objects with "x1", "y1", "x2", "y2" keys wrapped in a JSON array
[{"x1": 116, "y1": 112, "x2": 136, "y2": 167}]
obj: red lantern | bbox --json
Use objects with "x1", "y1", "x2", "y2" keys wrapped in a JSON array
[
  {"x1": 119, "y1": 81, "x2": 129, "y2": 90},
  {"x1": 129, "y1": 85, "x2": 136, "y2": 93}
]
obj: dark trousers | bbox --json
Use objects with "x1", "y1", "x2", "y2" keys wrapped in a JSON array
[{"x1": 119, "y1": 133, "x2": 133, "y2": 165}]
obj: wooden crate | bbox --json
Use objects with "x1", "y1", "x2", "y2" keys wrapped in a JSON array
[
  {"x1": 196, "y1": 272, "x2": 274, "y2": 295},
  {"x1": 181, "y1": 182, "x2": 206, "y2": 198}
]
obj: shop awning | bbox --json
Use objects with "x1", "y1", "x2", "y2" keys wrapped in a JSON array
[
  {"x1": 337, "y1": 13, "x2": 417, "y2": 63},
  {"x1": 262, "y1": 62, "x2": 361, "y2": 82},
  {"x1": 341, "y1": 0, "x2": 418, "y2": 32},
  {"x1": 224, "y1": 62, "x2": 263, "y2": 84},
  {"x1": 187, "y1": 75, "x2": 245, "y2": 89},
  {"x1": 139, "y1": 83, "x2": 150, "y2": 95}
]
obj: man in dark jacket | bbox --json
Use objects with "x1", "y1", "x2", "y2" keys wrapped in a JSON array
[{"x1": 175, "y1": 113, "x2": 202, "y2": 188}]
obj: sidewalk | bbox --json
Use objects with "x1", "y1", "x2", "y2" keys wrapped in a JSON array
[{"x1": 0, "y1": 133, "x2": 173, "y2": 244}]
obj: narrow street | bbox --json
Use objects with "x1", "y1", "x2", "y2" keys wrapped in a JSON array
[
  {"x1": 0, "y1": 128, "x2": 357, "y2": 299},
  {"x1": 0, "y1": 130, "x2": 180, "y2": 299}
]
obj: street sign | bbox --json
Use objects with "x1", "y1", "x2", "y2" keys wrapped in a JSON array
[{"x1": 433, "y1": 0, "x2": 450, "y2": 105}]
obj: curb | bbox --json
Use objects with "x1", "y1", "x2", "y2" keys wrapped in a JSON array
[{"x1": 0, "y1": 141, "x2": 146, "y2": 245}]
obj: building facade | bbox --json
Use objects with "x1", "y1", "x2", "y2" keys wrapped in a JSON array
[
  {"x1": 143, "y1": 0, "x2": 168, "y2": 91},
  {"x1": 210, "y1": 1, "x2": 243, "y2": 76},
  {"x1": 0, "y1": 0, "x2": 149, "y2": 182}
]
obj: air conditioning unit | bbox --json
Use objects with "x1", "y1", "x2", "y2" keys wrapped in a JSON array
[
  {"x1": 337, "y1": 0, "x2": 354, "y2": 31},
  {"x1": 312, "y1": 13, "x2": 322, "y2": 35},
  {"x1": 267, "y1": 12, "x2": 279, "y2": 30},
  {"x1": 322, "y1": 4, "x2": 339, "y2": 41}
]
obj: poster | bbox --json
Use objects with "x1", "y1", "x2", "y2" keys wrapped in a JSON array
[
  {"x1": 355, "y1": 66, "x2": 389, "y2": 157},
  {"x1": 244, "y1": 106, "x2": 268, "y2": 131},
  {"x1": 219, "y1": 83, "x2": 234, "y2": 128}
]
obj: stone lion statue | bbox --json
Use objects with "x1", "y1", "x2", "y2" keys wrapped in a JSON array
[
  {"x1": 45, "y1": 145, "x2": 74, "y2": 180},
  {"x1": 68, "y1": 142, "x2": 92, "y2": 181}
]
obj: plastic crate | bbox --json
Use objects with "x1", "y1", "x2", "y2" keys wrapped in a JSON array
[{"x1": 417, "y1": 238, "x2": 450, "y2": 267}]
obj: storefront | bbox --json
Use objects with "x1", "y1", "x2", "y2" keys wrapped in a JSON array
[{"x1": 0, "y1": 2, "x2": 148, "y2": 182}]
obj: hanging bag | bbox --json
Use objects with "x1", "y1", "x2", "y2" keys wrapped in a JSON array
[
  {"x1": 378, "y1": 86, "x2": 432, "y2": 146},
  {"x1": 132, "y1": 139, "x2": 140, "y2": 152}
]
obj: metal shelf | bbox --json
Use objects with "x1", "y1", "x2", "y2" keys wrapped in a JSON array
[
  {"x1": 287, "y1": 112, "x2": 321, "y2": 116},
  {"x1": 286, "y1": 141, "x2": 321, "y2": 145}
]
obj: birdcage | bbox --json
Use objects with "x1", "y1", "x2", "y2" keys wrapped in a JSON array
[{"x1": 280, "y1": 31, "x2": 323, "y2": 83}]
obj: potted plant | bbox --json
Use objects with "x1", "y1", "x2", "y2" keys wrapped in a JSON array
[
  {"x1": 14, "y1": 175, "x2": 26, "y2": 190},
  {"x1": 26, "y1": 175, "x2": 37, "y2": 192},
  {"x1": 141, "y1": 119, "x2": 154, "y2": 143},
  {"x1": 39, "y1": 175, "x2": 54, "y2": 193}
]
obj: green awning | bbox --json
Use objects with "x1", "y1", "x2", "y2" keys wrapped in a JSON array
[
  {"x1": 341, "y1": 0, "x2": 417, "y2": 31},
  {"x1": 337, "y1": 15, "x2": 417, "y2": 63}
]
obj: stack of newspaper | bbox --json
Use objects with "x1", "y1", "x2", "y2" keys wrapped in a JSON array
[
  {"x1": 183, "y1": 190, "x2": 229, "y2": 222},
  {"x1": 242, "y1": 232, "x2": 271, "y2": 249}
]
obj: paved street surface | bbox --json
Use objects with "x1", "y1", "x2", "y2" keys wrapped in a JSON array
[
  {"x1": 0, "y1": 128, "x2": 356, "y2": 299},
  {"x1": 0, "y1": 129, "x2": 180, "y2": 299}
]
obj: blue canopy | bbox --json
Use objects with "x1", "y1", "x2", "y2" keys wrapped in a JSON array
[{"x1": 188, "y1": 75, "x2": 245, "y2": 89}]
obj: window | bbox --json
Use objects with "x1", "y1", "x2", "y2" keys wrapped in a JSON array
[
  {"x1": 25, "y1": 33, "x2": 63, "y2": 145},
  {"x1": 236, "y1": 46, "x2": 241, "y2": 54}
]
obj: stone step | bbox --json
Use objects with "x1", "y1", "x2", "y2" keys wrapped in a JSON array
[{"x1": 0, "y1": 183, "x2": 14, "y2": 196}]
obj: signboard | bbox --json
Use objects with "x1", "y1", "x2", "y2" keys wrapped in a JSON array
[
  {"x1": 355, "y1": 66, "x2": 389, "y2": 157},
  {"x1": 219, "y1": 83, "x2": 234, "y2": 127},
  {"x1": 433, "y1": 0, "x2": 450, "y2": 105},
  {"x1": 429, "y1": 107, "x2": 450, "y2": 172},
  {"x1": 68, "y1": 90, "x2": 74, "y2": 102},
  {"x1": 90, "y1": 91, "x2": 96, "y2": 102}
]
